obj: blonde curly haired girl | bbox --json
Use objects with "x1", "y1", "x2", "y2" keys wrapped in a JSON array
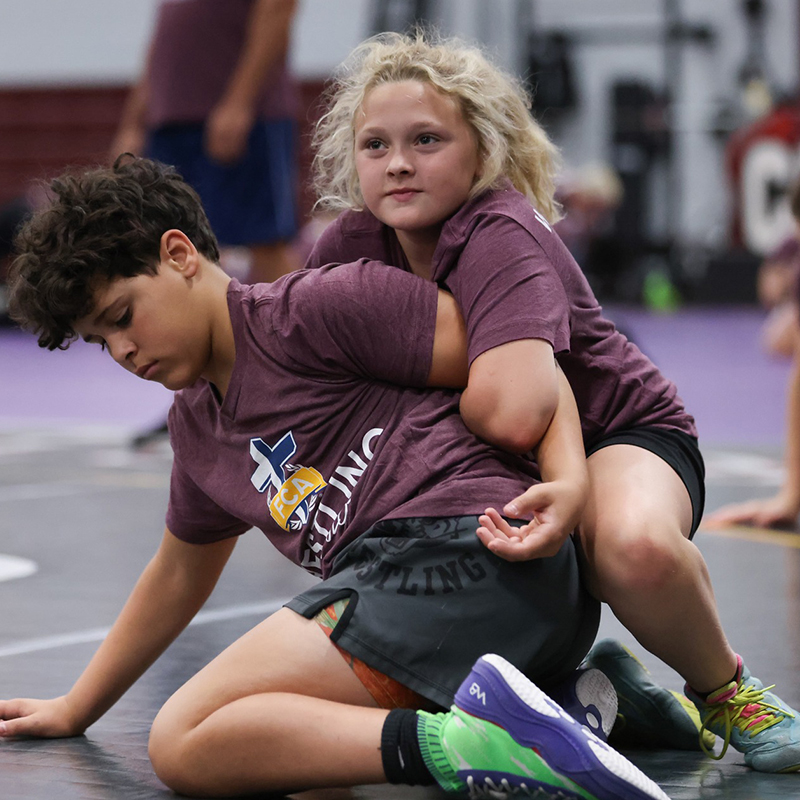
[
  {"x1": 305, "y1": 29, "x2": 800, "y2": 774},
  {"x1": 312, "y1": 29, "x2": 562, "y2": 221}
]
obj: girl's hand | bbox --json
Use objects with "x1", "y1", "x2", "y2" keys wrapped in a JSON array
[
  {"x1": 704, "y1": 492, "x2": 800, "y2": 530},
  {"x1": 477, "y1": 477, "x2": 585, "y2": 561},
  {"x1": 0, "y1": 696, "x2": 85, "y2": 739}
]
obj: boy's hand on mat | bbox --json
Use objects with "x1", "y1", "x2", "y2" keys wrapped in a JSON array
[
  {"x1": 477, "y1": 491, "x2": 574, "y2": 561},
  {"x1": 704, "y1": 491, "x2": 800, "y2": 530},
  {"x1": 0, "y1": 696, "x2": 84, "y2": 739}
]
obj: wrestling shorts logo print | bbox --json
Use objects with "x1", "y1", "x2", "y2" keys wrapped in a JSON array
[{"x1": 250, "y1": 432, "x2": 326, "y2": 531}]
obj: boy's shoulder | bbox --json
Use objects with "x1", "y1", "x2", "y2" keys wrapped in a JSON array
[
  {"x1": 234, "y1": 262, "x2": 430, "y2": 331},
  {"x1": 171, "y1": 265, "x2": 390, "y2": 410}
]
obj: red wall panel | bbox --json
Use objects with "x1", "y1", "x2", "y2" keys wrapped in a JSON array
[{"x1": 0, "y1": 80, "x2": 327, "y2": 221}]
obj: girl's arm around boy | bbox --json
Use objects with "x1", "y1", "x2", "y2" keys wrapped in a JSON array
[
  {"x1": 476, "y1": 366, "x2": 588, "y2": 561},
  {"x1": 427, "y1": 293, "x2": 588, "y2": 559}
]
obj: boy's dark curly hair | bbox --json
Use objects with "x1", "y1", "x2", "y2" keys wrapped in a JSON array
[{"x1": 8, "y1": 155, "x2": 220, "y2": 350}]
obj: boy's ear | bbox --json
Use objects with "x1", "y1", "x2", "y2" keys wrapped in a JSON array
[{"x1": 160, "y1": 229, "x2": 199, "y2": 277}]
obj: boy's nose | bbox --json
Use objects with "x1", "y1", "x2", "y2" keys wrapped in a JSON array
[{"x1": 106, "y1": 333, "x2": 136, "y2": 366}]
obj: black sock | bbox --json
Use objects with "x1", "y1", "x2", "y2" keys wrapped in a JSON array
[{"x1": 380, "y1": 709, "x2": 435, "y2": 786}]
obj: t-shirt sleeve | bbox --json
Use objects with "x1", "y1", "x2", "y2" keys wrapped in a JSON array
[
  {"x1": 166, "y1": 447, "x2": 251, "y2": 544},
  {"x1": 305, "y1": 218, "x2": 345, "y2": 270},
  {"x1": 305, "y1": 214, "x2": 394, "y2": 271},
  {"x1": 272, "y1": 260, "x2": 438, "y2": 387},
  {"x1": 444, "y1": 215, "x2": 572, "y2": 364}
]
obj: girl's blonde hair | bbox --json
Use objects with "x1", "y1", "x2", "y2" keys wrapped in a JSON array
[{"x1": 312, "y1": 30, "x2": 562, "y2": 222}]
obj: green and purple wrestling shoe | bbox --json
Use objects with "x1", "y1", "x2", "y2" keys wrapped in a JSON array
[{"x1": 418, "y1": 653, "x2": 671, "y2": 799}]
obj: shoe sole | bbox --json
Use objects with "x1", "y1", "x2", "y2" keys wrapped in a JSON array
[
  {"x1": 573, "y1": 669, "x2": 618, "y2": 740},
  {"x1": 456, "y1": 654, "x2": 671, "y2": 800}
]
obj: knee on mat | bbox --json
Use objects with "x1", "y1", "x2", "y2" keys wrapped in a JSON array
[
  {"x1": 148, "y1": 710, "x2": 202, "y2": 796},
  {"x1": 597, "y1": 528, "x2": 684, "y2": 595}
]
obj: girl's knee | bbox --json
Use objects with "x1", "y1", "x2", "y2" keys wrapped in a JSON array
[{"x1": 585, "y1": 521, "x2": 687, "y2": 595}]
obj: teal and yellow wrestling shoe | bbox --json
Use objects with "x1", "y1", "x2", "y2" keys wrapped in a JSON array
[
  {"x1": 418, "y1": 653, "x2": 671, "y2": 799},
  {"x1": 686, "y1": 655, "x2": 800, "y2": 773},
  {"x1": 584, "y1": 638, "x2": 715, "y2": 751}
]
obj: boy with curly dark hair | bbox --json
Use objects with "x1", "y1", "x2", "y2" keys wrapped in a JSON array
[{"x1": 1, "y1": 156, "x2": 670, "y2": 800}]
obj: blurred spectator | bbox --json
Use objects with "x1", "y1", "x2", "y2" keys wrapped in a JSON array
[
  {"x1": 757, "y1": 235, "x2": 800, "y2": 359},
  {"x1": 555, "y1": 162, "x2": 626, "y2": 300},
  {"x1": 707, "y1": 179, "x2": 800, "y2": 530},
  {"x1": 109, "y1": 0, "x2": 301, "y2": 284}
]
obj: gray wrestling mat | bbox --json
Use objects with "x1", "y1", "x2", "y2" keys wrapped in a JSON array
[{"x1": 0, "y1": 429, "x2": 798, "y2": 799}]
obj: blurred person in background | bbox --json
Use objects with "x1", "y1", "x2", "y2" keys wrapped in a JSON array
[
  {"x1": 111, "y1": 0, "x2": 301, "y2": 447},
  {"x1": 708, "y1": 179, "x2": 800, "y2": 529},
  {"x1": 555, "y1": 162, "x2": 626, "y2": 302},
  {"x1": 756, "y1": 235, "x2": 800, "y2": 359},
  {"x1": 110, "y1": 0, "x2": 301, "y2": 285}
]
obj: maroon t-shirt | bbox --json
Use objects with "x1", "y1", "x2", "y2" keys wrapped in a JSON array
[
  {"x1": 146, "y1": 0, "x2": 298, "y2": 128},
  {"x1": 308, "y1": 182, "x2": 697, "y2": 445},
  {"x1": 166, "y1": 263, "x2": 540, "y2": 577}
]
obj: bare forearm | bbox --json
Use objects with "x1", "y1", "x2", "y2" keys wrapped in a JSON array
[
  {"x1": 65, "y1": 569, "x2": 193, "y2": 727},
  {"x1": 782, "y1": 357, "x2": 800, "y2": 506},
  {"x1": 223, "y1": 0, "x2": 296, "y2": 109},
  {"x1": 535, "y1": 367, "x2": 588, "y2": 490},
  {"x1": 461, "y1": 386, "x2": 556, "y2": 455},
  {"x1": 64, "y1": 534, "x2": 235, "y2": 731},
  {"x1": 483, "y1": 368, "x2": 588, "y2": 560},
  {"x1": 117, "y1": 78, "x2": 149, "y2": 133},
  {"x1": 109, "y1": 76, "x2": 150, "y2": 160}
]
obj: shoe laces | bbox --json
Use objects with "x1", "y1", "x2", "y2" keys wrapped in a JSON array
[
  {"x1": 700, "y1": 682, "x2": 793, "y2": 760},
  {"x1": 465, "y1": 776, "x2": 574, "y2": 799}
]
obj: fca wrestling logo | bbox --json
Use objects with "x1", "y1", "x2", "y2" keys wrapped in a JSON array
[{"x1": 250, "y1": 432, "x2": 326, "y2": 531}]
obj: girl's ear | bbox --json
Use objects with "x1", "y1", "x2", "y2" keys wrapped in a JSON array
[{"x1": 160, "y1": 229, "x2": 199, "y2": 277}]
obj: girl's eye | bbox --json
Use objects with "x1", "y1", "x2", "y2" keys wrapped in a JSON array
[
  {"x1": 418, "y1": 134, "x2": 438, "y2": 145},
  {"x1": 365, "y1": 139, "x2": 384, "y2": 150}
]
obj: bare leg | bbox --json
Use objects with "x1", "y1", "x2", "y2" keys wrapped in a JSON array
[
  {"x1": 248, "y1": 241, "x2": 301, "y2": 283},
  {"x1": 148, "y1": 608, "x2": 390, "y2": 797},
  {"x1": 579, "y1": 445, "x2": 737, "y2": 692}
]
